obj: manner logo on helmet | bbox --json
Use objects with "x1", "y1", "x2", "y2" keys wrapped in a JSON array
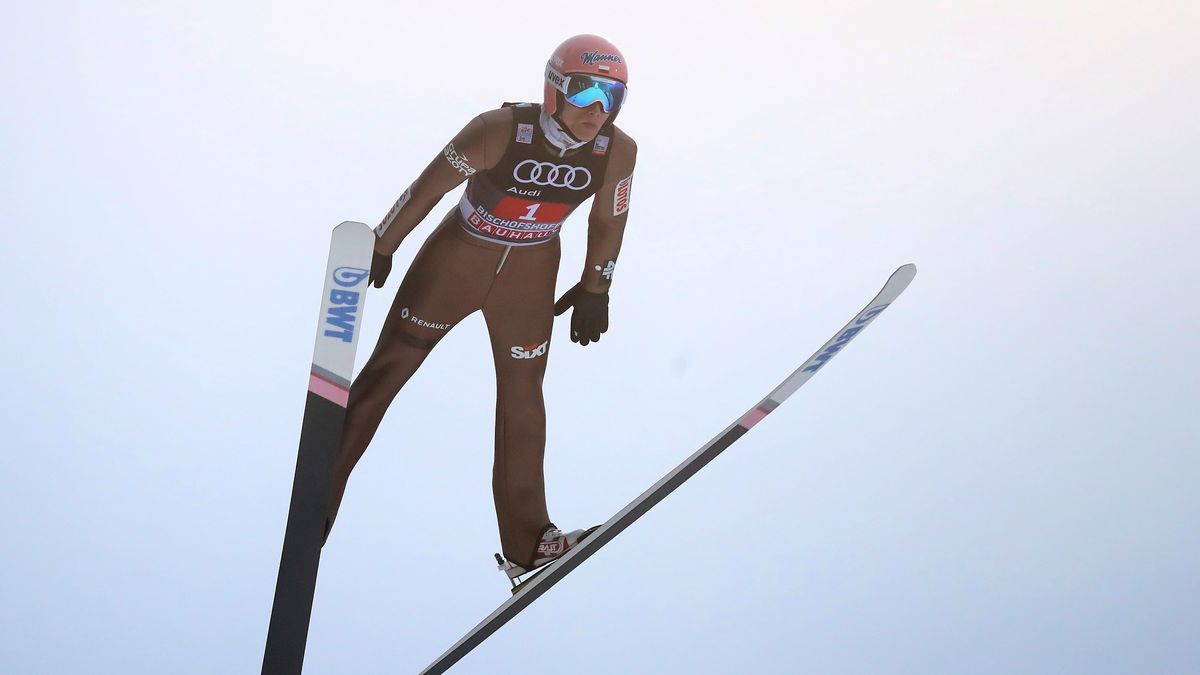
[
  {"x1": 513, "y1": 160, "x2": 592, "y2": 191},
  {"x1": 580, "y1": 50, "x2": 623, "y2": 66}
]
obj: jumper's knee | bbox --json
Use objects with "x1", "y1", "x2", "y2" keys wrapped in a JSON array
[{"x1": 394, "y1": 330, "x2": 439, "y2": 351}]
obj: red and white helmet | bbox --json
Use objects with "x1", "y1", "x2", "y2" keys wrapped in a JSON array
[{"x1": 543, "y1": 34, "x2": 629, "y2": 117}]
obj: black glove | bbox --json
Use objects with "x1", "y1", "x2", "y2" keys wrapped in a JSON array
[
  {"x1": 554, "y1": 283, "x2": 609, "y2": 346},
  {"x1": 370, "y1": 249, "x2": 393, "y2": 288}
]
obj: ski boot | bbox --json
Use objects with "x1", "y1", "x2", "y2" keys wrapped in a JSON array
[{"x1": 495, "y1": 524, "x2": 600, "y2": 594}]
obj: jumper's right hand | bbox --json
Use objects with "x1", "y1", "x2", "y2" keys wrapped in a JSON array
[{"x1": 370, "y1": 249, "x2": 393, "y2": 288}]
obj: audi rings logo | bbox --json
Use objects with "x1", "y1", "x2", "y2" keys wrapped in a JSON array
[{"x1": 513, "y1": 160, "x2": 592, "y2": 191}]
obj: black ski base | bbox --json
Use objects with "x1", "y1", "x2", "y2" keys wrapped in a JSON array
[{"x1": 261, "y1": 392, "x2": 345, "y2": 675}]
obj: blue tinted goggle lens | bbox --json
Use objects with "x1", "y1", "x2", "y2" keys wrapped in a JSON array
[{"x1": 564, "y1": 76, "x2": 626, "y2": 113}]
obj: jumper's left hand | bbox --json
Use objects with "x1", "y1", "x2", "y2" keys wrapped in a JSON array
[
  {"x1": 553, "y1": 283, "x2": 609, "y2": 346},
  {"x1": 370, "y1": 249, "x2": 393, "y2": 288}
]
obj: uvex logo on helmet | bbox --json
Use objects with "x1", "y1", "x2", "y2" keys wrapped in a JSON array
[{"x1": 545, "y1": 66, "x2": 567, "y2": 89}]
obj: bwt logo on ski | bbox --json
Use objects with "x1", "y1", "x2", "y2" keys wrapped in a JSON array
[
  {"x1": 510, "y1": 340, "x2": 549, "y2": 360},
  {"x1": 323, "y1": 266, "x2": 370, "y2": 343},
  {"x1": 802, "y1": 303, "x2": 889, "y2": 373}
]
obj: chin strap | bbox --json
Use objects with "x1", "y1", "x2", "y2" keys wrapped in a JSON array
[{"x1": 539, "y1": 110, "x2": 588, "y2": 157}]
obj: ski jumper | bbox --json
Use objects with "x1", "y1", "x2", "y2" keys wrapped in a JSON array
[{"x1": 328, "y1": 103, "x2": 628, "y2": 568}]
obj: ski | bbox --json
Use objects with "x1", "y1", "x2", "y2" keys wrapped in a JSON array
[
  {"x1": 418, "y1": 263, "x2": 918, "y2": 674},
  {"x1": 262, "y1": 221, "x2": 375, "y2": 675}
]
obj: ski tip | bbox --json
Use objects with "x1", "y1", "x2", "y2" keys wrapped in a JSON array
[
  {"x1": 332, "y1": 220, "x2": 372, "y2": 236},
  {"x1": 890, "y1": 263, "x2": 917, "y2": 288},
  {"x1": 329, "y1": 221, "x2": 377, "y2": 249}
]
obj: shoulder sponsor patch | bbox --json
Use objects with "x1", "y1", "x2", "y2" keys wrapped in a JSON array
[
  {"x1": 443, "y1": 142, "x2": 477, "y2": 177},
  {"x1": 516, "y1": 123, "x2": 534, "y2": 144},
  {"x1": 613, "y1": 174, "x2": 633, "y2": 217},
  {"x1": 593, "y1": 134, "x2": 610, "y2": 155}
]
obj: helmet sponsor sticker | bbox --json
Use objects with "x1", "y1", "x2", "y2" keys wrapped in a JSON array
[
  {"x1": 613, "y1": 173, "x2": 633, "y2": 216},
  {"x1": 511, "y1": 340, "x2": 549, "y2": 360},
  {"x1": 513, "y1": 159, "x2": 592, "y2": 191},
  {"x1": 545, "y1": 65, "x2": 567, "y2": 90},
  {"x1": 516, "y1": 123, "x2": 534, "y2": 145},
  {"x1": 581, "y1": 50, "x2": 624, "y2": 67},
  {"x1": 443, "y1": 142, "x2": 477, "y2": 177},
  {"x1": 593, "y1": 134, "x2": 610, "y2": 155}
]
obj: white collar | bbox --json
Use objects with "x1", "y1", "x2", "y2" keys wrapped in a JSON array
[{"x1": 539, "y1": 110, "x2": 588, "y2": 157}]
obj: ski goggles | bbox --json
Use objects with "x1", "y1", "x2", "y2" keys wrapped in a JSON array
[{"x1": 546, "y1": 66, "x2": 627, "y2": 113}]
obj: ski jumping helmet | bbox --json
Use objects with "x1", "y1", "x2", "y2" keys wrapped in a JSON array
[{"x1": 543, "y1": 34, "x2": 629, "y2": 126}]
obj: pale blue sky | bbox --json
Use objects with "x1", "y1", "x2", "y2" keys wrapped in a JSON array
[{"x1": 3, "y1": 2, "x2": 1197, "y2": 674}]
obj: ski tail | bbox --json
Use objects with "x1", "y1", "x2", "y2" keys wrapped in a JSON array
[{"x1": 262, "y1": 222, "x2": 375, "y2": 675}]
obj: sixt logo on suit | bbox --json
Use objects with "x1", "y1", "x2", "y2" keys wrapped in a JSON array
[
  {"x1": 324, "y1": 266, "x2": 370, "y2": 343},
  {"x1": 511, "y1": 340, "x2": 549, "y2": 360}
]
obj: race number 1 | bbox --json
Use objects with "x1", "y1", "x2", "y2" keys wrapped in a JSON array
[{"x1": 518, "y1": 203, "x2": 541, "y2": 221}]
